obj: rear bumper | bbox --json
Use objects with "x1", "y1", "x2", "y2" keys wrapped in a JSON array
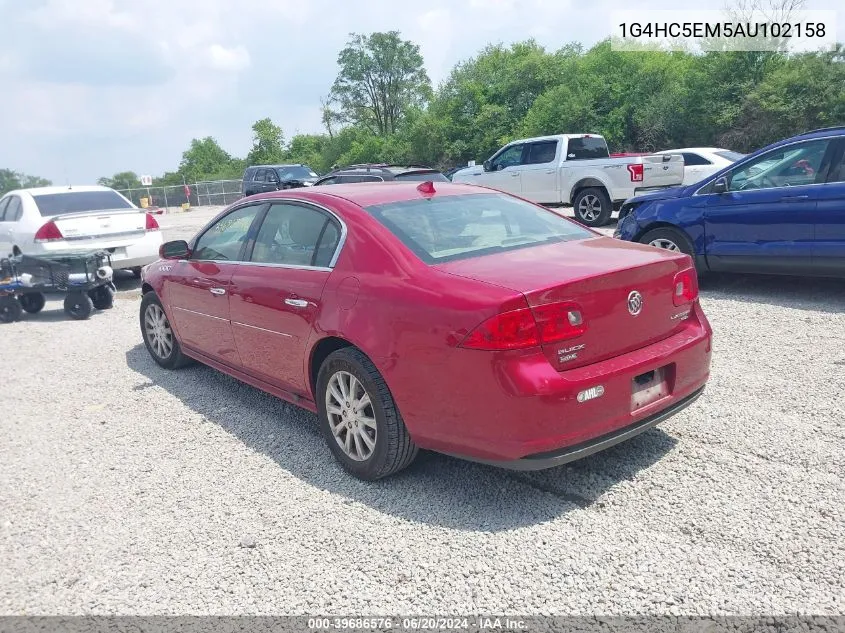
[
  {"x1": 447, "y1": 386, "x2": 704, "y2": 470},
  {"x1": 33, "y1": 232, "x2": 162, "y2": 270},
  {"x1": 395, "y1": 303, "x2": 712, "y2": 465}
]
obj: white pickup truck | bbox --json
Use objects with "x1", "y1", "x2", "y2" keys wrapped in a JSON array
[{"x1": 451, "y1": 134, "x2": 685, "y2": 227}]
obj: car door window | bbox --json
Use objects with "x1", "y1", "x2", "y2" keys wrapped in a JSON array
[
  {"x1": 192, "y1": 204, "x2": 263, "y2": 261},
  {"x1": 728, "y1": 139, "x2": 832, "y2": 191},
  {"x1": 682, "y1": 153, "x2": 712, "y2": 166},
  {"x1": 491, "y1": 144, "x2": 525, "y2": 171},
  {"x1": 316, "y1": 177, "x2": 338, "y2": 186},
  {"x1": 250, "y1": 203, "x2": 341, "y2": 268},
  {"x1": 524, "y1": 141, "x2": 558, "y2": 165},
  {"x1": 824, "y1": 141, "x2": 845, "y2": 183},
  {"x1": 0, "y1": 197, "x2": 9, "y2": 221},
  {"x1": 254, "y1": 169, "x2": 267, "y2": 183},
  {"x1": 3, "y1": 196, "x2": 22, "y2": 222}
]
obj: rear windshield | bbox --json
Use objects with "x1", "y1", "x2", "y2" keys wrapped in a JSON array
[
  {"x1": 364, "y1": 192, "x2": 592, "y2": 263},
  {"x1": 277, "y1": 166, "x2": 318, "y2": 181},
  {"x1": 715, "y1": 151, "x2": 745, "y2": 162},
  {"x1": 394, "y1": 171, "x2": 450, "y2": 182},
  {"x1": 565, "y1": 136, "x2": 610, "y2": 160},
  {"x1": 32, "y1": 190, "x2": 134, "y2": 216}
]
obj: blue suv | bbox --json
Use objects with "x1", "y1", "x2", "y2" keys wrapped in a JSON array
[{"x1": 614, "y1": 127, "x2": 845, "y2": 277}]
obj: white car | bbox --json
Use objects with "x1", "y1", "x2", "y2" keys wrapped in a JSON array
[
  {"x1": 654, "y1": 147, "x2": 745, "y2": 186},
  {"x1": 0, "y1": 185, "x2": 163, "y2": 276}
]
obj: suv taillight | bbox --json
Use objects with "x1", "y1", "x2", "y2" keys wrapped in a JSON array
[
  {"x1": 34, "y1": 221, "x2": 64, "y2": 242},
  {"x1": 673, "y1": 269, "x2": 698, "y2": 306},
  {"x1": 145, "y1": 213, "x2": 160, "y2": 231},
  {"x1": 459, "y1": 301, "x2": 587, "y2": 351}
]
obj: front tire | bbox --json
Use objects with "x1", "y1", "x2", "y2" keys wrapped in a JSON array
[
  {"x1": 573, "y1": 187, "x2": 612, "y2": 227},
  {"x1": 316, "y1": 348, "x2": 418, "y2": 481},
  {"x1": 64, "y1": 292, "x2": 94, "y2": 320},
  {"x1": 19, "y1": 293, "x2": 45, "y2": 314},
  {"x1": 0, "y1": 296, "x2": 22, "y2": 323},
  {"x1": 140, "y1": 292, "x2": 192, "y2": 369}
]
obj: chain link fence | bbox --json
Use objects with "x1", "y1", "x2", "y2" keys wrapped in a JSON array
[{"x1": 116, "y1": 180, "x2": 244, "y2": 212}]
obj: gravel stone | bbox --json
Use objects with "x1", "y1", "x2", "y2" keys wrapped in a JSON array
[{"x1": 0, "y1": 208, "x2": 842, "y2": 615}]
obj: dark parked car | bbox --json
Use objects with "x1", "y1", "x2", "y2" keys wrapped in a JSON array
[
  {"x1": 313, "y1": 164, "x2": 449, "y2": 186},
  {"x1": 615, "y1": 126, "x2": 845, "y2": 277},
  {"x1": 242, "y1": 164, "x2": 319, "y2": 196}
]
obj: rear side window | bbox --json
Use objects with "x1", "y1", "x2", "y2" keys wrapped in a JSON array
[
  {"x1": 0, "y1": 197, "x2": 10, "y2": 221},
  {"x1": 681, "y1": 153, "x2": 712, "y2": 166},
  {"x1": 4, "y1": 196, "x2": 22, "y2": 221},
  {"x1": 525, "y1": 141, "x2": 558, "y2": 165},
  {"x1": 394, "y1": 171, "x2": 450, "y2": 182},
  {"x1": 32, "y1": 190, "x2": 134, "y2": 216},
  {"x1": 365, "y1": 192, "x2": 592, "y2": 264},
  {"x1": 565, "y1": 137, "x2": 610, "y2": 160},
  {"x1": 250, "y1": 203, "x2": 341, "y2": 268}
]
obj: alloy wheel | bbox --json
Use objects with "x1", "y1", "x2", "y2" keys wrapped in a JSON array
[
  {"x1": 325, "y1": 370, "x2": 377, "y2": 461},
  {"x1": 144, "y1": 303, "x2": 174, "y2": 360}
]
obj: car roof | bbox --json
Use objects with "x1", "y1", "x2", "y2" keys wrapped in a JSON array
[
  {"x1": 274, "y1": 181, "x2": 488, "y2": 207},
  {"x1": 4, "y1": 185, "x2": 117, "y2": 197},
  {"x1": 248, "y1": 164, "x2": 305, "y2": 169}
]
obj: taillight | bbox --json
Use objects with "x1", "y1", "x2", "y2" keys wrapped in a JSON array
[
  {"x1": 145, "y1": 213, "x2": 160, "y2": 231},
  {"x1": 459, "y1": 301, "x2": 587, "y2": 351},
  {"x1": 34, "y1": 221, "x2": 63, "y2": 242},
  {"x1": 627, "y1": 164, "x2": 644, "y2": 182},
  {"x1": 673, "y1": 269, "x2": 698, "y2": 306}
]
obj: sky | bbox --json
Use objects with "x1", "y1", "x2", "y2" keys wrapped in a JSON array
[{"x1": 0, "y1": 0, "x2": 841, "y2": 184}]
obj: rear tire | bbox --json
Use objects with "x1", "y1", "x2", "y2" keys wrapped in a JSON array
[
  {"x1": 0, "y1": 296, "x2": 22, "y2": 323},
  {"x1": 573, "y1": 187, "x2": 613, "y2": 227},
  {"x1": 316, "y1": 348, "x2": 418, "y2": 481},
  {"x1": 90, "y1": 285, "x2": 115, "y2": 310},
  {"x1": 19, "y1": 293, "x2": 45, "y2": 314},
  {"x1": 64, "y1": 292, "x2": 94, "y2": 320},
  {"x1": 140, "y1": 292, "x2": 192, "y2": 369}
]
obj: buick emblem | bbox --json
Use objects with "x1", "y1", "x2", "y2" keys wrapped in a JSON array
[{"x1": 627, "y1": 290, "x2": 643, "y2": 316}]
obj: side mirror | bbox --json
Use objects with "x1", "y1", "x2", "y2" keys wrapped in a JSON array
[
  {"x1": 159, "y1": 240, "x2": 190, "y2": 260},
  {"x1": 482, "y1": 160, "x2": 492, "y2": 172},
  {"x1": 712, "y1": 176, "x2": 728, "y2": 194}
]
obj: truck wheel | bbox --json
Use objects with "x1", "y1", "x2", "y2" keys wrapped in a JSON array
[
  {"x1": 573, "y1": 188, "x2": 612, "y2": 227},
  {"x1": 0, "y1": 296, "x2": 22, "y2": 323},
  {"x1": 64, "y1": 292, "x2": 94, "y2": 320},
  {"x1": 19, "y1": 293, "x2": 46, "y2": 314}
]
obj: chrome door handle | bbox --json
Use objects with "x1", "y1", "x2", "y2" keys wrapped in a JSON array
[
  {"x1": 209, "y1": 287, "x2": 226, "y2": 295},
  {"x1": 545, "y1": 170, "x2": 554, "y2": 174},
  {"x1": 510, "y1": 172, "x2": 520, "y2": 177},
  {"x1": 780, "y1": 195, "x2": 809, "y2": 201},
  {"x1": 285, "y1": 298, "x2": 308, "y2": 308}
]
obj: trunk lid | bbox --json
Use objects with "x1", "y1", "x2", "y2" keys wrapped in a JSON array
[
  {"x1": 638, "y1": 153, "x2": 685, "y2": 189},
  {"x1": 48, "y1": 209, "x2": 148, "y2": 245},
  {"x1": 436, "y1": 236, "x2": 694, "y2": 370}
]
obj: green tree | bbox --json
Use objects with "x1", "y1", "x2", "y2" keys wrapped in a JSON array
[
  {"x1": 1, "y1": 168, "x2": 52, "y2": 195},
  {"x1": 178, "y1": 137, "x2": 238, "y2": 182},
  {"x1": 246, "y1": 118, "x2": 285, "y2": 165},
  {"x1": 329, "y1": 31, "x2": 431, "y2": 136},
  {"x1": 97, "y1": 171, "x2": 141, "y2": 191}
]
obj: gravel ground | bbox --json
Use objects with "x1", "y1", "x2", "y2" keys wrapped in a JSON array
[{"x1": 1, "y1": 207, "x2": 843, "y2": 616}]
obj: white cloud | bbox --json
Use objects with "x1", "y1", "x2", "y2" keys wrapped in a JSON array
[
  {"x1": 1, "y1": 0, "x2": 842, "y2": 183},
  {"x1": 206, "y1": 44, "x2": 252, "y2": 72}
]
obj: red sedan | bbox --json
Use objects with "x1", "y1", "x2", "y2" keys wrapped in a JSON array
[{"x1": 139, "y1": 182, "x2": 712, "y2": 480}]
